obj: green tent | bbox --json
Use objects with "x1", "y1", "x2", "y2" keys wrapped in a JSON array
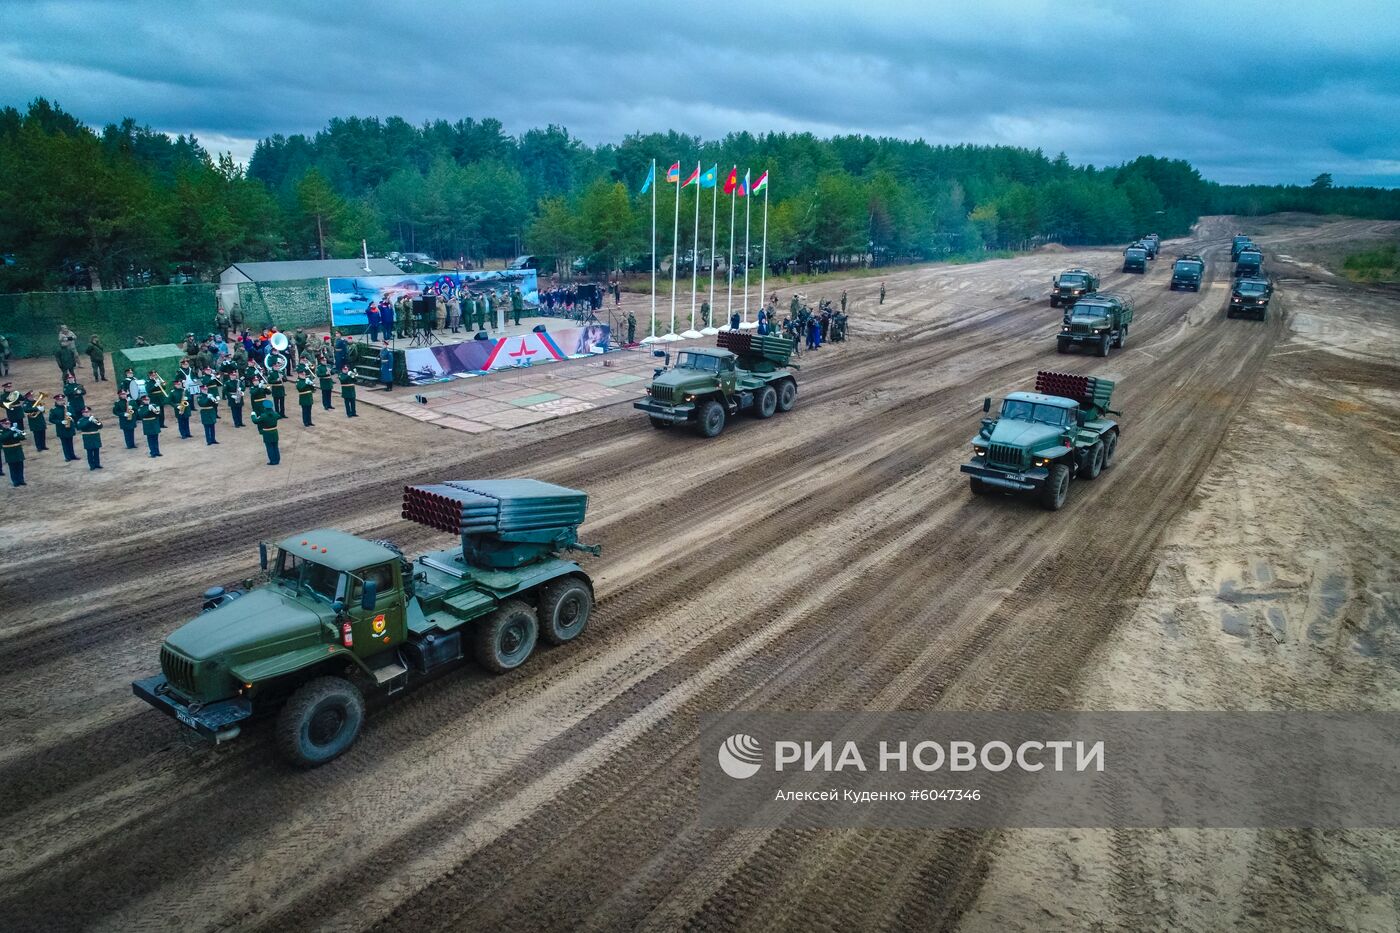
[{"x1": 111, "y1": 344, "x2": 187, "y2": 389}]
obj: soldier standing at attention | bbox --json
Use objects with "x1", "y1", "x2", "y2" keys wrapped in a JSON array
[
  {"x1": 136, "y1": 396, "x2": 163, "y2": 457},
  {"x1": 627, "y1": 311, "x2": 636, "y2": 344},
  {"x1": 378, "y1": 342, "x2": 394, "y2": 392},
  {"x1": 339, "y1": 364, "x2": 358, "y2": 417},
  {"x1": 86, "y1": 335, "x2": 107, "y2": 381},
  {"x1": 76, "y1": 408, "x2": 103, "y2": 470},
  {"x1": 316, "y1": 358, "x2": 336, "y2": 411},
  {"x1": 113, "y1": 390, "x2": 137, "y2": 449},
  {"x1": 879, "y1": 282, "x2": 886, "y2": 304},
  {"x1": 251, "y1": 401, "x2": 283, "y2": 466},
  {"x1": 295, "y1": 367, "x2": 315, "y2": 426},
  {"x1": 1, "y1": 418, "x2": 27, "y2": 486},
  {"x1": 841, "y1": 289, "x2": 848, "y2": 313},
  {"x1": 49, "y1": 393, "x2": 79, "y2": 462},
  {"x1": 146, "y1": 371, "x2": 169, "y2": 426},
  {"x1": 511, "y1": 286, "x2": 524, "y2": 327},
  {"x1": 701, "y1": 301, "x2": 710, "y2": 329},
  {"x1": 170, "y1": 381, "x2": 193, "y2": 439},
  {"x1": 365, "y1": 301, "x2": 381, "y2": 343},
  {"x1": 23, "y1": 391, "x2": 48, "y2": 451},
  {"x1": 196, "y1": 387, "x2": 220, "y2": 445}
]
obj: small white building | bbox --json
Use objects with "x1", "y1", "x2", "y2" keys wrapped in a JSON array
[{"x1": 219, "y1": 258, "x2": 403, "y2": 318}]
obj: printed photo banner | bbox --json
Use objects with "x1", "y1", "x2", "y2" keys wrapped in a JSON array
[
  {"x1": 328, "y1": 270, "x2": 539, "y2": 328},
  {"x1": 403, "y1": 324, "x2": 610, "y2": 384}
]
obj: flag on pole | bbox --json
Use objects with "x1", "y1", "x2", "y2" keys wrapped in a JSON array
[
  {"x1": 723, "y1": 166, "x2": 738, "y2": 194},
  {"x1": 681, "y1": 164, "x2": 700, "y2": 187},
  {"x1": 752, "y1": 170, "x2": 769, "y2": 193},
  {"x1": 737, "y1": 172, "x2": 749, "y2": 197},
  {"x1": 666, "y1": 161, "x2": 681, "y2": 184},
  {"x1": 699, "y1": 164, "x2": 719, "y2": 188},
  {"x1": 639, "y1": 162, "x2": 655, "y2": 194}
]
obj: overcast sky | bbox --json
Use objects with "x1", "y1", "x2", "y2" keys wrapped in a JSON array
[{"x1": 2, "y1": 0, "x2": 1398, "y2": 186}]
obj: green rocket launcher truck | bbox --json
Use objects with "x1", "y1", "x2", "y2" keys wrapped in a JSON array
[
  {"x1": 961, "y1": 371, "x2": 1122, "y2": 510},
  {"x1": 633, "y1": 329, "x2": 798, "y2": 437},
  {"x1": 132, "y1": 479, "x2": 600, "y2": 767}
]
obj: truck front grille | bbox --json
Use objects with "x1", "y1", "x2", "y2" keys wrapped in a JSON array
[
  {"x1": 988, "y1": 444, "x2": 1026, "y2": 469},
  {"x1": 650, "y1": 386, "x2": 677, "y2": 404},
  {"x1": 161, "y1": 646, "x2": 196, "y2": 694}
]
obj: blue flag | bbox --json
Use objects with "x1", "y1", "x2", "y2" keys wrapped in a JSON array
[
  {"x1": 640, "y1": 162, "x2": 655, "y2": 194},
  {"x1": 699, "y1": 164, "x2": 719, "y2": 189}
]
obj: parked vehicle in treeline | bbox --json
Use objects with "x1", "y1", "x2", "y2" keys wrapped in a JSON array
[
  {"x1": 635, "y1": 330, "x2": 798, "y2": 438},
  {"x1": 1170, "y1": 255, "x2": 1205, "y2": 291},
  {"x1": 1228, "y1": 277, "x2": 1274, "y2": 320},
  {"x1": 132, "y1": 480, "x2": 601, "y2": 767},
  {"x1": 1050, "y1": 268, "x2": 1100, "y2": 307},
  {"x1": 1234, "y1": 246, "x2": 1264, "y2": 279},
  {"x1": 1123, "y1": 244, "x2": 1149, "y2": 273},
  {"x1": 1057, "y1": 293, "x2": 1134, "y2": 356},
  {"x1": 961, "y1": 371, "x2": 1123, "y2": 511},
  {"x1": 1231, "y1": 234, "x2": 1253, "y2": 261}
]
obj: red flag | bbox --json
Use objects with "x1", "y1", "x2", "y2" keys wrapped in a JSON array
[
  {"x1": 681, "y1": 164, "x2": 700, "y2": 187},
  {"x1": 723, "y1": 166, "x2": 738, "y2": 194}
]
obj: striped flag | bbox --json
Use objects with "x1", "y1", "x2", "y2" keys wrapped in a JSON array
[
  {"x1": 666, "y1": 161, "x2": 681, "y2": 184},
  {"x1": 737, "y1": 171, "x2": 749, "y2": 198},
  {"x1": 752, "y1": 170, "x2": 769, "y2": 193},
  {"x1": 681, "y1": 164, "x2": 700, "y2": 187}
]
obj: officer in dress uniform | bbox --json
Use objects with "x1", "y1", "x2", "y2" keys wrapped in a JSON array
[
  {"x1": 511, "y1": 286, "x2": 524, "y2": 327},
  {"x1": 249, "y1": 375, "x2": 269, "y2": 415},
  {"x1": 339, "y1": 365, "x2": 358, "y2": 417},
  {"x1": 250, "y1": 401, "x2": 283, "y2": 465},
  {"x1": 268, "y1": 366, "x2": 288, "y2": 417},
  {"x1": 316, "y1": 358, "x2": 336, "y2": 411},
  {"x1": 196, "y1": 388, "x2": 220, "y2": 445},
  {"x1": 1, "y1": 418, "x2": 27, "y2": 486},
  {"x1": 295, "y1": 367, "x2": 315, "y2": 427},
  {"x1": 49, "y1": 393, "x2": 79, "y2": 462},
  {"x1": 112, "y1": 390, "x2": 137, "y2": 449},
  {"x1": 137, "y1": 396, "x2": 163, "y2": 457},
  {"x1": 76, "y1": 407, "x2": 103, "y2": 470},
  {"x1": 224, "y1": 372, "x2": 245, "y2": 428},
  {"x1": 170, "y1": 381, "x2": 193, "y2": 439},
  {"x1": 22, "y1": 391, "x2": 48, "y2": 451},
  {"x1": 146, "y1": 371, "x2": 169, "y2": 426}
]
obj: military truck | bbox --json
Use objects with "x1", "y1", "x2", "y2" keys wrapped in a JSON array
[
  {"x1": 1231, "y1": 234, "x2": 1252, "y2": 261},
  {"x1": 1170, "y1": 254, "x2": 1205, "y2": 291},
  {"x1": 1228, "y1": 276, "x2": 1273, "y2": 320},
  {"x1": 1234, "y1": 246, "x2": 1264, "y2": 279},
  {"x1": 1142, "y1": 234, "x2": 1161, "y2": 259},
  {"x1": 1122, "y1": 244, "x2": 1149, "y2": 273},
  {"x1": 133, "y1": 479, "x2": 600, "y2": 767},
  {"x1": 961, "y1": 371, "x2": 1122, "y2": 510},
  {"x1": 634, "y1": 329, "x2": 797, "y2": 438},
  {"x1": 1057, "y1": 292, "x2": 1133, "y2": 356},
  {"x1": 1050, "y1": 268, "x2": 1100, "y2": 307}
]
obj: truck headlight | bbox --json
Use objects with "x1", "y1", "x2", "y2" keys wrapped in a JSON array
[
  {"x1": 1033, "y1": 457, "x2": 1049, "y2": 467},
  {"x1": 1061, "y1": 326, "x2": 1070, "y2": 332},
  {"x1": 684, "y1": 393, "x2": 695, "y2": 402},
  {"x1": 973, "y1": 445, "x2": 987, "y2": 457}
]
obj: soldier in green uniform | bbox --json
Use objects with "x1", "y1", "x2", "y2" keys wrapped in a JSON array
[
  {"x1": 49, "y1": 392, "x2": 79, "y2": 462},
  {"x1": 316, "y1": 359, "x2": 336, "y2": 411},
  {"x1": 790, "y1": 294, "x2": 801, "y2": 317},
  {"x1": 224, "y1": 372, "x2": 245, "y2": 427},
  {"x1": 137, "y1": 396, "x2": 163, "y2": 457},
  {"x1": 879, "y1": 281, "x2": 886, "y2": 304},
  {"x1": 250, "y1": 401, "x2": 283, "y2": 465},
  {"x1": 76, "y1": 407, "x2": 103, "y2": 470},
  {"x1": 511, "y1": 286, "x2": 524, "y2": 327},
  {"x1": 1, "y1": 418, "x2": 26, "y2": 486},
  {"x1": 268, "y1": 369, "x2": 288, "y2": 417},
  {"x1": 484, "y1": 292, "x2": 496, "y2": 332},
  {"x1": 146, "y1": 371, "x2": 169, "y2": 426},
  {"x1": 22, "y1": 391, "x2": 48, "y2": 451},
  {"x1": 701, "y1": 301, "x2": 711, "y2": 329},
  {"x1": 295, "y1": 367, "x2": 315, "y2": 427},
  {"x1": 1, "y1": 383, "x2": 21, "y2": 430},
  {"x1": 112, "y1": 390, "x2": 137, "y2": 448},
  {"x1": 339, "y1": 364, "x2": 358, "y2": 417},
  {"x1": 55, "y1": 342, "x2": 78, "y2": 379},
  {"x1": 249, "y1": 376, "x2": 269, "y2": 414},
  {"x1": 840, "y1": 289, "x2": 848, "y2": 313},
  {"x1": 169, "y1": 381, "x2": 193, "y2": 439},
  {"x1": 293, "y1": 328, "x2": 309, "y2": 365},
  {"x1": 84, "y1": 334, "x2": 107, "y2": 382},
  {"x1": 63, "y1": 375, "x2": 86, "y2": 417},
  {"x1": 627, "y1": 311, "x2": 636, "y2": 344},
  {"x1": 196, "y1": 387, "x2": 220, "y2": 445}
]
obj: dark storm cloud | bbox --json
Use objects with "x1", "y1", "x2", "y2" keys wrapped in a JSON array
[{"x1": 2, "y1": 0, "x2": 1398, "y2": 185}]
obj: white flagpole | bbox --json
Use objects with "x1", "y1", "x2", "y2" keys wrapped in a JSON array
[
  {"x1": 664, "y1": 164, "x2": 682, "y2": 341},
  {"x1": 725, "y1": 168, "x2": 736, "y2": 330},
  {"x1": 741, "y1": 170, "x2": 754, "y2": 328},
  {"x1": 759, "y1": 176, "x2": 769, "y2": 315},
  {"x1": 643, "y1": 159, "x2": 658, "y2": 344},
  {"x1": 704, "y1": 172, "x2": 718, "y2": 334},
  {"x1": 683, "y1": 161, "x2": 702, "y2": 338}
]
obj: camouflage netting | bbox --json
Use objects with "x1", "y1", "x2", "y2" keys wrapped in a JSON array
[
  {"x1": 0, "y1": 284, "x2": 217, "y2": 359},
  {"x1": 235, "y1": 279, "x2": 332, "y2": 332},
  {"x1": 111, "y1": 344, "x2": 189, "y2": 384}
]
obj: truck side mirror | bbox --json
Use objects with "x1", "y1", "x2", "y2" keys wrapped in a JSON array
[
  {"x1": 360, "y1": 579, "x2": 378, "y2": 611},
  {"x1": 982, "y1": 397, "x2": 991, "y2": 413},
  {"x1": 331, "y1": 599, "x2": 345, "y2": 614},
  {"x1": 652, "y1": 349, "x2": 666, "y2": 358},
  {"x1": 259, "y1": 542, "x2": 268, "y2": 571}
]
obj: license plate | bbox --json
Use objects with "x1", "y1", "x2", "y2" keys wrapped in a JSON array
[{"x1": 176, "y1": 708, "x2": 197, "y2": 728}]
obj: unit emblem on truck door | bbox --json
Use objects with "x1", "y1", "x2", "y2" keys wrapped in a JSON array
[{"x1": 372, "y1": 614, "x2": 386, "y2": 635}]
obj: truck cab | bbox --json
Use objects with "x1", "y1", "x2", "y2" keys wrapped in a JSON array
[
  {"x1": 1234, "y1": 247, "x2": 1264, "y2": 279},
  {"x1": 1050, "y1": 268, "x2": 1100, "y2": 307},
  {"x1": 634, "y1": 332, "x2": 797, "y2": 438},
  {"x1": 1058, "y1": 293, "x2": 1133, "y2": 356},
  {"x1": 1170, "y1": 255, "x2": 1205, "y2": 291},
  {"x1": 1228, "y1": 276, "x2": 1273, "y2": 320},
  {"x1": 1142, "y1": 234, "x2": 1160, "y2": 259},
  {"x1": 1123, "y1": 245, "x2": 1148, "y2": 273},
  {"x1": 1231, "y1": 235, "x2": 1252, "y2": 261}
]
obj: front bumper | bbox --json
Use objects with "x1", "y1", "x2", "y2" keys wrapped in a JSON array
[
  {"x1": 132, "y1": 674, "x2": 252, "y2": 742},
  {"x1": 961, "y1": 462, "x2": 1050, "y2": 491},
  {"x1": 1059, "y1": 331, "x2": 1111, "y2": 345},
  {"x1": 634, "y1": 399, "x2": 695, "y2": 423}
]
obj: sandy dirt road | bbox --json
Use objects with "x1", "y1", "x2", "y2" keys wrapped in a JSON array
[{"x1": 1, "y1": 215, "x2": 1395, "y2": 932}]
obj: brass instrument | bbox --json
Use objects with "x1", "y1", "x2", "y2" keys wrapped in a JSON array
[
  {"x1": 62, "y1": 412, "x2": 73, "y2": 429},
  {"x1": 177, "y1": 398, "x2": 190, "y2": 415},
  {"x1": 36, "y1": 392, "x2": 47, "y2": 403},
  {"x1": 125, "y1": 403, "x2": 135, "y2": 420}
]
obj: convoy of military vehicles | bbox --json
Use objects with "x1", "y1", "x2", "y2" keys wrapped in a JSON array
[
  {"x1": 1050, "y1": 268, "x2": 1100, "y2": 307},
  {"x1": 1122, "y1": 243, "x2": 1149, "y2": 273},
  {"x1": 1058, "y1": 293, "x2": 1133, "y2": 356},
  {"x1": 1170, "y1": 254, "x2": 1205, "y2": 291}
]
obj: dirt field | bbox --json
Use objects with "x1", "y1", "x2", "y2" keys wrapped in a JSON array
[{"x1": 2, "y1": 215, "x2": 1396, "y2": 932}]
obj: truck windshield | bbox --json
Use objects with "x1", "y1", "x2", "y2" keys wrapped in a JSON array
[
  {"x1": 1001, "y1": 400, "x2": 1070, "y2": 426},
  {"x1": 1175, "y1": 262, "x2": 1202, "y2": 274},
  {"x1": 1126, "y1": 250, "x2": 1145, "y2": 258},
  {"x1": 1074, "y1": 304, "x2": 1111, "y2": 319},
  {"x1": 676, "y1": 353, "x2": 722, "y2": 372},
  {"x1": 1059, "y1": 274, "x2": 1087, "y2": 286},
  {"x1": 275, "y1": 552, "x2": 345, "y2": 604},
  {"x1": 1237, "y1": 282, "x2": 1269, "y2": 296}
]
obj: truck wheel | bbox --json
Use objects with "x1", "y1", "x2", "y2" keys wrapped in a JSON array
[
  {"x1": 275, "y1": 676, "x2": 365, "y2": 768},
  {"x1": 1040, "y1": 464, "x2": 1071, "y2": 511},
  {"x1": 1050, "y1": 297, "x2": 1059, "y2": 308},
  {"x1": 649, "y1": 417, "x2": 670, "y2": 430},
  {"x1": 695, "y1": 399, "x2": 726, "y2": 438},
  {"x1": 775, "y1": 379, "x2": 797, "y2": 412},
  {"x1": 970, "y1": 477, "x2": 993, "y2": 496},
  {"x1": 754, "y1": 385, "x2": 778, "y2": 419},
  {"x1": 1114, "y1": 326, "x2": 1127, "y2": 349},
  {"x1": 539, "y1": 577, "x2": 592, "y2": 645},
  {"x1": 1083, "y1": 441, "x2": 1105, "y2": 480},
  {"x1": 1101, "y1": 431, "x2": 1118, "y2": 469},
  {"x1": 1097, "y1": 335, "x2": 1110, "y2": 357},
  {"x1": 475, "y1": 600, "x2": 538, "y2": 673}
]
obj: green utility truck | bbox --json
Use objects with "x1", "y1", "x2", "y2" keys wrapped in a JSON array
[
  {"x1": 1228, "y1": 276, "x2": 1273, "y2": 320},
  {"x1": 633, "y1": 329, "x2": 797, "y2": 437},
  {"x1": 1141, "y1": 234, "x2": 1161, "y2": 259},
  {"x1": 961, "y1": 371, "x2": 1122, "y2": 510},
  {"x1": 1170, "y1": 254, "x2": 1205, "y2": 291},
  {"x1": 1050, "y1": 268, "x2": 1100, "y2": 307},
  {"x1": 1231, "y1": 234, "x2": 1252, "y2": 261},
  {"x1": 1122, "y1": 244, "x2": 1149, "y2": 273},
  {"x1": 1057, "y1": 292, "x2": 1133, "y2": 356},
  {"x1": 1234, "y1": 246, "x2": 1264, "y2": 279},
  {"x1": 133, "y1": 479, "x2": 600, "y2": 767}
]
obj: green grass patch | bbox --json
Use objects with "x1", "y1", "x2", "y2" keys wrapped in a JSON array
[{"x1": 1341, "y1": 243, "x2": 1400, "y2": 283}]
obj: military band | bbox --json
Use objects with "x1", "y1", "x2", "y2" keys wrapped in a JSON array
[
  {"x1": 76, "y1": 408, "x2": 103, "y2": 470},
  {"x1": 113, "y1": 391, "x2": 137, "y2": 448},
  {"x1": 1, "y1": 418, "x2": 26, "y2": 485},
  {"x1": 49, "y1": 394, "x2": 79, "y2": 462}
]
